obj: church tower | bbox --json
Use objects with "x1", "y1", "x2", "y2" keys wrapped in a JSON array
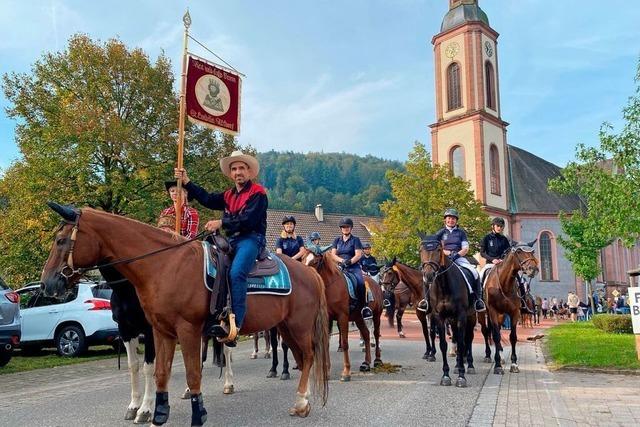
[{"x1": 430, "y1": 0, "x2": 509, "y2": 218}]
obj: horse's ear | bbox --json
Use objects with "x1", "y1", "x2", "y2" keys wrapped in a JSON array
[
  {"x1": 417, "y1": 232, "x2": 427, "y2": 241},
  {"x1": 527, "y1": 239, "x2": 537, "y2": 247},
  {"x1": 392, "y1": 256, "x2": 397, "y2": 265},
  {"x1": 47, "y1": 202, "x2": 78, "y2": 222}
]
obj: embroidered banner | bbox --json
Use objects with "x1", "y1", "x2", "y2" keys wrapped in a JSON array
[{"x1": 186, "y1": 55, "x2": 241, "y2": 135}]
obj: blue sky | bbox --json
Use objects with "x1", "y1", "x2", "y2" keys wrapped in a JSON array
[{"x1": 1, "y1": 0, "x2": 639, "y2": 172}]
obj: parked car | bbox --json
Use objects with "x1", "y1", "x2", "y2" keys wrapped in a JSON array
[
  {"x1": 16, "y1": 281, "x2": 119, "y2": 357},
  {"x1": 0, "y1": 275, "x2": 21, "y2": 367}
]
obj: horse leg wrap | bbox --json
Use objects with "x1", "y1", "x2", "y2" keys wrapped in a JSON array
[
  {"x1": 152, "y1": 392, "x2": 170, "y2": 425},
  {"x1": 190, "y1": 393, "x2": 208, "y2": 426}
]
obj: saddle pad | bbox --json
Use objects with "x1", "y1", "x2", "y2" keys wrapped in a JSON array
[
  {"x1": 452, "y1": 263, "x2": 475, "y2": 293},
  {"x1": 246, "y1": 256, "x2": 291, "y2": 295},
  {"x1": 202, "y1": 242, "x2": 217, "y2": 291},
  {"x1": 343, "y1": 272, "x2": 357, "y2": 300}
]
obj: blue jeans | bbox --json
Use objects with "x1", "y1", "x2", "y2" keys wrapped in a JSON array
[{"x1": 229, "y1": 233, "x2": 265, "y2": 328}]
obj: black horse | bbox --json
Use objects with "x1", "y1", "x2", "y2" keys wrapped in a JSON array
[
  {"x1": 101, "y1": 266, "x2": 155, "y2": 424},
  {"x1": 266, "y1": 326, "x2": 293, "y2": 380},
  {"x1": 418, "y1": 234, "x2": 477, "y2": 387}
]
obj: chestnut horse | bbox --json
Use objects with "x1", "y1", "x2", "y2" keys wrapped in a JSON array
[
  {"x1": 419, "y1": 235, "x2": 477, "y2": 387},
  {"x1": 302, "y1": 246, "x2": 383, "y2": 381},
  {"x1": 478, "y1": 241, "x2": 539, "y2": 374},
  {"x1": 41, "y1": 204, "x2": 329, "y2": 425},
  {"x1": 379, "y1": 260, "x2": 437, "y2": 361}
]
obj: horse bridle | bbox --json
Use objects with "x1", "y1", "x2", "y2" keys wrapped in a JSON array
[
  {"x1": 378, "y1": 266, "x2": 399, "y2": 291},
  {"x1": 57, "y1": 214, "x2": 82, "y2": 280},
  {"x1": 511, "y1": 246, "x2": 538, "y2": 277}
]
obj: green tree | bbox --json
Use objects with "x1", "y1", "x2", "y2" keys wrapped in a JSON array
[
  {"x1": 371, "y1": 142, "x2": 487, "y2": 265},
  {"x1": 0, "y1": 34, "x2": 240, "y2": 285}
]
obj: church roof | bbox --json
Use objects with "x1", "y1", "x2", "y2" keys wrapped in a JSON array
[
  {"x1": 507, "y1": 145, "x2": 582, "y2": 214},
  {"x1": 441, "y1": 1, "x2": 490, "y2": 32}
]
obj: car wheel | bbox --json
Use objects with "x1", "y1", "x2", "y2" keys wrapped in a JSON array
[
  {"x1": 0, "y1": 348, "x2": 12, "y2": 367},
  {"x1": 55, "y1": 325, "x2": 86, "y2": 357}
]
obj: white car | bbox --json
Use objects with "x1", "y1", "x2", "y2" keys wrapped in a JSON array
[{"x1": 16, "y1": 282, "x2": 119, "y2": 357}]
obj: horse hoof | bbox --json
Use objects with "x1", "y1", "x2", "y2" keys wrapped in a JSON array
[
  {"x1": 362, "y1": 347, "x2": 366, "y2": 353},
  {"x1": 340, "y1": 374, "x2": 351, "y2": 382},
  {"x1": 467, "y1": 367, "x2": 476, "y2": 375},
  {"x1": 264, "y1": 352, "x2": 271, "y2": 359},
  {"x1": 267, "y1": 370, "x2": 278, "y2": 378},
  {"x1": 359, "y1": 362, "x2": 371, "y2": 372},
  {"x1": 440, "y1": 376, "x2": 452, "y2": 386},
  {"x1": 483, "y1": 357, "x2": 492, "y2": 363},
  {"x1": 399, "y1": 331, "x2": 405, "y2": 338},
  {"x1": 427, "y1": 356, "x2": 436, "y2": 362},
  {"x1": 223, "y1": 385, "x2": 234, "y2": 395},
  {"x1": 250, "y1": 352, "x2": 257, "y2": 359},
  {"x1": 134, "y1": 411, "x2": 152, "y2": 424},
  {"x1": 370, "y1": 342, "x2": 375, "y2": 348},
  {"x1": 288, "y1": 402, "x2": 311, "y2": 418},
  {"x1": 373, "y1": 359, "x2": 383, "y2": 368},
  {"x1": 359, "y1": 340, "x2": 365, "y2": 347},
  {"x1": 510, "y1": 364, "x2": 520, "y2": 373},
  {"x1": 280, "y1": 372, "x2": 291, "y2": 380},
  {"x1": 422, "y1": 353, "x2": 428, "y2": 359},
  {"x1": 494, "y1": 367, "x2": 504, "y2": 375},
  {"x1": 453, "y1": 367, "x2": 459, "y2": 374},
  {"x1": 456, "y1": 377, "x2": 468, "y2": 388},
  {"x1": 125, "y1": 408, "x2": 138, "y2": 420}
]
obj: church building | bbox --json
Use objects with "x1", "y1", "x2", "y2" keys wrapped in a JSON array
[{"x1": 429, "y1": 0, "x2": 640, "y2": 300}]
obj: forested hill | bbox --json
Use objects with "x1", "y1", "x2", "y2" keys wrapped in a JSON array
[{"x1": 257, "y1": 151, "x2": 404, "y2": 216}]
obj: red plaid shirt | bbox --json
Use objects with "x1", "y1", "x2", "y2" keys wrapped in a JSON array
[{"x1": 160, "y1": 205, "x2": 200, "y2": 239}]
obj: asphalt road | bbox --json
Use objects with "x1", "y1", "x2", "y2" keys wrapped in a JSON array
[{"x1": 0, "y1": 318, "x2": 491, "y2": 426}]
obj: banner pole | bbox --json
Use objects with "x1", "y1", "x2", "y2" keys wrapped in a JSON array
[{"x1": 175, "y1": 10, "x2": 191, "y2": 234}]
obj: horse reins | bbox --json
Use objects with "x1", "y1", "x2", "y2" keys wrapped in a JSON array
[{"x1": 58, "y1": 212, "x2": 212, "y2": 280}]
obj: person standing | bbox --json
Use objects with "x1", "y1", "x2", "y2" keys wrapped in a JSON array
[
  {"x1": 159, "y1": 181, "x2": 200, "y2": 239},
  {"x1": 567, "y1": 291, "x2": 580, "y2": 322},
  {"x1": 175, "y1": 150, "x2": 267, "y2": 344}
]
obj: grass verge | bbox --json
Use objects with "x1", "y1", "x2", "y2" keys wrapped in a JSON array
[
  {"x1": 0, "y1": 346, "x2": 118, "y2": 375},
  {"x1": 546, "y1": 321, "x2": 640, "y2": 370}
]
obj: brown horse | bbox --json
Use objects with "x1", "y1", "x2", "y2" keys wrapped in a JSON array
[
  {"x1": 419, "y1": 235, "x2": 477, "y2": 387},
  {"x1": 479, "y1": 241, "x2": 539, "y2": 374},
  {"x1": 40, "y1": 204, "x2": 329, "y2": 425},
  {"x1": 381, "y1": 274, "x2": 412, "y2": 336},
  {"x1": 302, "y1": 246, "x2": 383, "y2": 381},
  {"x1": 379, "y1": 259, "x2": 437, "y2": 361}
]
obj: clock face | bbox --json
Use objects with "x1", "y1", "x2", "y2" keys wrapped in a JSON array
[
  {"x1": 484, "y1": 41, "x2": 493, "y2": 57},
  {"x1": 445, "y1": 42, "x2": 460, "y2": 59}
]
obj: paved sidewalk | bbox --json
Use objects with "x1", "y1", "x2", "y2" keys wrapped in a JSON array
[{"x1": 468, "y1": 322, "x2": 640, "y2": 427}]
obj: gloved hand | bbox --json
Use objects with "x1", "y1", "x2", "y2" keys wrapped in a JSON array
[
  {"x1": 343, "y1": 258, "x2": 352, "y2": 267},
  {"x1": 338, "y1": 261, "x2": 347, "y2": 270},
  {"x1": 449, "y1": 252, "x2": 461, "y2": 261}
]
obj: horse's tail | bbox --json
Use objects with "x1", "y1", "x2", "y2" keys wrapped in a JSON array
[{"x1": 312, "y1": 274, "x2": 330, "y2": 406}]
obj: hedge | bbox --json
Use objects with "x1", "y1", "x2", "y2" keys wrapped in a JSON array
[{"x1": 591, "y1": 314, "x2": 633, "y2": 334}]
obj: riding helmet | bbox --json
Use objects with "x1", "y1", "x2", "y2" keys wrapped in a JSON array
[
  {"x1": 309, "y1": 231, "x2": 321, "y2": 240},
  {"x1": 491, "y1": 217, "x2": 505, "y2": 227},
  {"x1": 282, "y1": 215, "x2": 296, "y2": 225},
  {"x1": 339, "y1": 217, "x2": 354, "y2": 228},
  {"x1": 363, "y1": 242, "x2": 372, "y2": 249},
  {"x1": 443, "y1": 208, "x2": 459, "y2": 219}
]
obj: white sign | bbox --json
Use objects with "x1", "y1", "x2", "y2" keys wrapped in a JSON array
[{"x1": 630, "y1": 287, "x2": 640, "y2": 334}]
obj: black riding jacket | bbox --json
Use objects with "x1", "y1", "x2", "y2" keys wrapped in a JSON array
[{"x1": 480, "y1": 232, "x2": 511, "y2": 263}]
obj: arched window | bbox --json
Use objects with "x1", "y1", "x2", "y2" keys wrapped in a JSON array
[
  {"x1": 490, "y1": 144, "x2": 501, "y2": 195},
  {"x1": 450, "y1": 145, "x2": 465, "y2": 179},
  {"x1": 447, "y1": 63, "x2": 462, "y2": 111},
  {"x1": 485, "y1": 61, "x2": 496, "y2": 110},
  {"x1": 539, "y1": 232, "x2": 554, "y2": 281}
]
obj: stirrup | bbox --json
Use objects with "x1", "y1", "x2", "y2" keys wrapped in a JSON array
[
  {"x1": 361, "y1": 307, "x2": 373, "y2": 320},
  {"x1": 475, "y1": 299, "x2": 487, "y2": 313},
  {"x1": 383, "y1": 299, "x2": 391, "y2": 308},
  {"x1": 417, "y1": 299, "x2": 429, "y2": 312},
  {"x1": 215, "y1": 314, "x2": 238, "y2": 343}
]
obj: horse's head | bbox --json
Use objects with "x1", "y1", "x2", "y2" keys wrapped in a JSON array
[
  {"x1": 40, "y1": 202, "x2": 100, "y2": 299},
  {"x1": 509, "y1": 240, "x2": 539, "y2": 278},
  {"x1": 303, "y1": 244, "x2": 332, "y2": 270},
  {"x1": 378, "y1": 258, "x2": 400, "y2": 292},
  {"x1": 418, "y1": 233, "x2": 443, "y2": 285}
]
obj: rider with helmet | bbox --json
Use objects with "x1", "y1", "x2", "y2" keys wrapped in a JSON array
[
  {"x1": 275, "y1": 215, "x2": 305, "y2": 261},
  {"x1": 308, "y1": 231, "x2": 321, "y2": 247},
  {"x1": 330, "y1": 217, "x2": 373, "y2": 320},
  {"x1": 422, "y1": 208, "x2": 486, "y2": 312},
  {"x1": 480, "y1": 217, "x2": 532, "y2": 313},
  {"x1": 360, "y1": 242, "x2": 380, "y2": 277}
]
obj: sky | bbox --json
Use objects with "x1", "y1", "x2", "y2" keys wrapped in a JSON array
[{"x1": 1, "y1": 0, "x2": 639, "y2": 172}]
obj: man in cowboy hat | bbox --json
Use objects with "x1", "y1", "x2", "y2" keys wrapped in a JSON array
[{"x1": 175, "y1": 150, "x2": 268, "y2": 343}]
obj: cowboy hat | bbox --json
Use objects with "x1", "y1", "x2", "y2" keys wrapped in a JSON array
[
  {"x1": 219, "y1": 150, "x2": 260, "y2": 180},
  {"x1": 164, "y1": 181, "x2": 194, "y2": 201}
]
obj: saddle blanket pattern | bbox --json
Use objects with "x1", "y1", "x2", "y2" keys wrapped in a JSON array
[
  {"x1": 343, "y1": 273, "x2": 374, "y2": 302},
  {"x1": 201, "y1": 242, "x2": 292, "y2": 296}
]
